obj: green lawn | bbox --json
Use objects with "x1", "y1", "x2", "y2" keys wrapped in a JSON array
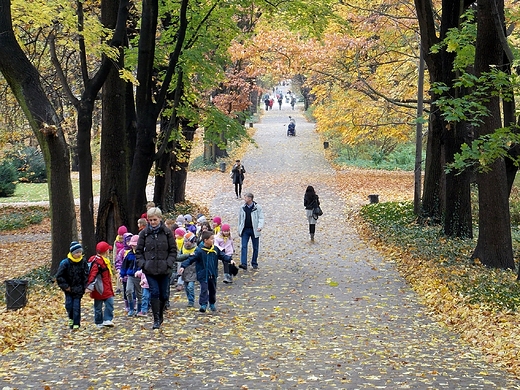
[{"x1": 0, "y1": 179, "x2": 101, "y2": 203}]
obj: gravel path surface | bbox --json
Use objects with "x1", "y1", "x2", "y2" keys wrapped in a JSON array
[{"x1": 0, "y1": 98, "x2": 518, "y2": 389}]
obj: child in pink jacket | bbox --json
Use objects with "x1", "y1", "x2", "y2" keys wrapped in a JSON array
[{"x1": 214, "y1": 223, "x2": 235, "y2": 283}]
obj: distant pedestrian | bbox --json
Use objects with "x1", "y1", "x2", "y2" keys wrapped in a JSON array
[
  {"x1": 86, "y1": 241, "x2": 115, "y2": 328},
  {"x1": 304, "y1": 185, "x2": 320, "y2": 241},
  {"x1": 269, "y1": 98, "x2": 274, "y2": 110},
  {"x1": 291, "y1": 95, "x2": 296, "y2": 110},
  {"x1": 278, "y1": 96, "x2": 283, "y2": 110},
  {"x1": 55, "y1": 241, "x2": 89, "y2": 330},
  {"x1": 237, "y1": 192, "x2": 265, "y2": 271},
  {"x1": 135, "y1": 207, "x2": 177, "y2": 329},
  {"x1": 231, "y1": 160, "x2": 246, "y2": 199}
]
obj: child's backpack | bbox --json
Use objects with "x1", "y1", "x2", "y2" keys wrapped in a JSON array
[{"x1": 87, "y1": 255, "x2": 106, "y2": 294}]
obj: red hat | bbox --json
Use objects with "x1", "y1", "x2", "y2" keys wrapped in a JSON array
[
  {"x1": 212, "y1": 216, "x2": 222, "y2": 225},
  {"x1": 96, "y1": 241, "x2": 113, "y2": 254}
]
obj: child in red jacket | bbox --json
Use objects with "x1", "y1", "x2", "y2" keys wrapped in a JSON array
[{"x1": 86, "y1": 241, "x2": 115, "y2": 328}]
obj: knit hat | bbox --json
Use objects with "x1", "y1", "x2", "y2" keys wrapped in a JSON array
[
  {"x1": 69, "y1": 241, "x2": 83, "y2": 253},
  {"x1": 129, "y1": 235, "x2": 139, "y2": 247},
  {"x1": 174, "y1": 227, "x2": 187, "y2": 237},
  {"x1": 117, "y1": 225, "x2": 128, "y2": 236},
  {"x1": 212, "y1": 216, "x2": 222, "y2": 225},
  {"x1": 123, "y1": 232, "x2": 133, "y2": 246},
  {"x1": 184, "y1": 232, "x2": 197, "y2": 243},
  {"x1": 96, "y1": 241, "x2": 113, "y2": 254},
  {"x1": 221, "y1": 223, "x2": 230, "y2": 232},
  {"x1": 197, "y1": 216, "x2": 207, "y2": 224},
  {"x1": 184, "y1": 214, "x2": 193, "y2": 223},
  {"x1": 176, "y1": 215, "x2": 186, "y2": 225}
]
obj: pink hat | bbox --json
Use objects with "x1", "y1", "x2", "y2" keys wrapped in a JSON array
[
  {"x1": 117, "y1": 225, "x2": 128, "y2": 235},
  {"x1": 129, "y1": 235, "x2": 139, "y2": 246},
  {"x1": 174, "y1": 227, "x2": 186, "y2": 237},
  {"x1": 221, "y1": 223, "x2": 230, "y2": 232},
  {"x1": 212, "y1": 216, "x2": 222, "y2": 225}
]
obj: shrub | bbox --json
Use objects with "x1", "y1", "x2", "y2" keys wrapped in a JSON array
[
  {"x1": 0, "y1": 160, "x2": 17, "y2": 197},
  {"x1": 5, "y1": 146, "x2": 47, "y2": 183}
]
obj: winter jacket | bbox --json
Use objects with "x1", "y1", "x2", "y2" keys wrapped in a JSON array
[
  {"x1": 177, "y1": 245, "x2": 197, "y2": 282},
  {"x1": 237, "y1": 201, "x2": 265, "y2": 238},
  {"x1": 56, "y1": 254, "x2": 89, "y2": 298},
  {"x1": 115, "y1": 233, "x2": 133, "y2": 275},
  {"x1": 120, "y1": 249, "x2": 139, "y2": 278},
  {"x1": 87, "y1": 254, "x2": 115, "y2": 300},
  {"x1": 214, "y1": 233, "x2": 234, "y2": 256},
  {"x1": 304, "y1": 193, "x2": 320, "y2": 210},
  {"x1": 181, "y1": 243, "x2": 232, "y2": 283},
  {"x1": 135, "y1": 222, "x2": 177, "y2": 276}
]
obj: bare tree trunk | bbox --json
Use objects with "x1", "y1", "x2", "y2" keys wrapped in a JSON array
[
  {"x1": 96, "y1": 0, "x2": 131, "y2": 242},
  {"x1": 471, "y1": 0, "x2": 514, "y2": 270},
  {"x1": 0, "y1": 0, "x2": 76, "y2": 274}
]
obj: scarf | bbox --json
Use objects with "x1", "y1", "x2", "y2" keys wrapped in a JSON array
[
  {"x1": 67, "y1": 253, "x2": 83, "y2": 263},
  {"x1": 202, "y1": 245, "x2": 217, "y2": 254},
  {"x1": 100, "y1": 255, "x2": 114, "y2": 276}
]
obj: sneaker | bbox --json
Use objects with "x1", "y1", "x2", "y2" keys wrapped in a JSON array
[
  {"x1": 209, "y1": 304, "x2": 216, "y2": 312},
  {"x1": 187, "y1": 301, "x2": 194, "y2": 308},
  {"x1": 199, "y1": 305, "x2": 207, "y2": 313},
  {"x1": 238, "y1": 264, "x2": 247, "y2": 270},
  {"x1": 136, "y1": 311, "x2": 147, "y2": 317},
  {"x1": 96, "y1": 324, "x2": 104, "y2": 329},
  {"x1": 72, "y1": 325, "x2": 80, "y2": 331},
  {"x1": 127, "y1": 310, "x2": 136, "y2": 317},
  {"x1": 102, "y1": 320, "x2": 114, "y2": 327},
  {"x1": 223, "y1": 274, "x2": 232, "y2": 284},
  {"x1": 252, "y1": 265, "x2": 259, "y2": 270},
  {"x1": 68, "y1": 319, "x2": 74, "y2": 329}
]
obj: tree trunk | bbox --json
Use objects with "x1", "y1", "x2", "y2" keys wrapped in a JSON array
[
  {"x1": 96, "y1": 0, "x2": 131, "y2": 242},
  {"x1": 0, "y1": 0, "x2": 77, "y2": 275},
  {"x1": 76, "y1": 99, "x2": 96, "y2": 256},
  {"x1": 443, "y1": 122, "x2": 473, "y2": 238},
  {"x1": 472, "y1": 0, "x2": 514, "y2": 270},
  {"x1": 173, "y1": 122, "x2": 196, "y2": 204}
]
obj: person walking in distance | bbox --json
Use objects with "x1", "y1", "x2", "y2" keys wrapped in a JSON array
[
  {"x1": 231, "y1": 160, "x2": 246, "y2": 199},
  {"x1": 304, "y1": 186, "x2": 320, "y2": 241},
  {"x1": 237, "y1": 193, "x2": 265, "y2": 270}
]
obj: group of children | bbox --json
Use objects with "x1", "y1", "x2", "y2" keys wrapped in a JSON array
[{"x1": 55, "y1": 208, "x2": 238, "y2": 330}]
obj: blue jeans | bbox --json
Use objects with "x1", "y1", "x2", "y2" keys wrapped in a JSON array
[
  {"x1": 141, "y1": 288, "x2": 150, "y2": 313},
  {"x1": 146, "y1": 274, "x2": 170, "y2": 301},
  {"x1": 184, "y1": 281, "x2": 195, "y2": 304},
  {"x1": 240, "y1": 227, "x2": 259, "y2": 268},
  {"x1": 93, "y1": 297, "x2": 114, "y2": 325},
  {"x1": 199, "y1": 277, "x2": 217, "y2": 306},
  {"x1": 65, "y1": 294, "x2": 82, "y2": 327}
]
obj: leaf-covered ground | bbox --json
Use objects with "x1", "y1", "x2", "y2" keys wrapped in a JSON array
[{"x1": 0, "y1": 98, "x2": 519, "y2": 388}]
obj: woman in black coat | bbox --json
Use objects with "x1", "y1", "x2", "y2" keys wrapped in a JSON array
[
  {"x1": 231, "y1": 160, "x2": 246, "y2": 199},
  {"x1": 135, "y1": 207, "x2": 177, "y2": 329},
  {"x1": 304, "y1": 186, "x2": 320, "y2": 241}
]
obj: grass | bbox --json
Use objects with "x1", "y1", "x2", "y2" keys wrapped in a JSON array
[
  {"x1": 359, "y1": 201, "x2": 520, "y2": 312},
  {"x1": 0, "y1": 177, "x2": 101, "y2": 203}
]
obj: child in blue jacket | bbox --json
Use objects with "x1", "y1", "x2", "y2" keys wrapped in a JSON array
[{"x1": 178, "y1": 230, "x2": 235, "y2": 312}]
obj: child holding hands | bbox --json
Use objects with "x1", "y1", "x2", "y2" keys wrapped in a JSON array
[{"x1": 214, "y1": 223, "x2": 235, "y2": 284}]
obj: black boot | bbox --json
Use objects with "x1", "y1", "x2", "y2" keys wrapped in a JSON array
[
  {"x1": 151, "y1": 299, "x2": 161, "y2": 329},
  {"x1": 159, "y1": 300, "x2": 166, "y2": 325}
]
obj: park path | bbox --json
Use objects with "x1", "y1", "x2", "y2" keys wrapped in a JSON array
[{"x1": 0, "y1": 93, "x2": 519, "y2": 389}]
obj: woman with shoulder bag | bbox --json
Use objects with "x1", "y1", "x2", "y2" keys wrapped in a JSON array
[{"x1": 304, "y1": 186, "x2": 321, "y2": 241}]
